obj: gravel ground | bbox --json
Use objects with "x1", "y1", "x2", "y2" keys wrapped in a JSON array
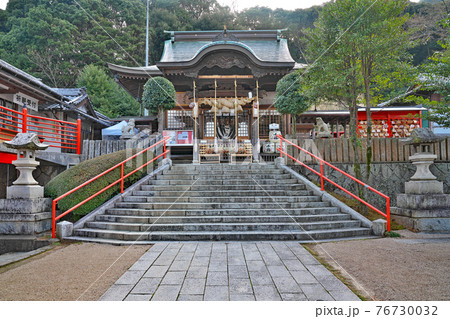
[
  {"x1": 0, "y1": 230, "x2": 448, "y2": 301},
  {"x1": 0, "y1": 242, "x2": 151, "y2": 301},
  {"x1": 306, "y1": 230, "x2": 450, "y2": 301}
]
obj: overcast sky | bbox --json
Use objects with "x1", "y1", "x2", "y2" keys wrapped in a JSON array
[
  {"x1": 0, "y1": 0, "x2": 7, "y2": 10},
  {"x1": 0, "y1": 0, "x2": 421, "y2": 11}
]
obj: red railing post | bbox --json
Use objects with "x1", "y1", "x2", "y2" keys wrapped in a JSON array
[
  {"x1": 76, "y1": 117, "x2": 82, "y2": 155},
  {"x1": 52, "y1": 200, "x2": 56, "y2": 238},
  {"x1": 120, "y1": 163, "x2": 124, "y2": 193},
  {"x1": 279, "y1": 136, "x2": 283, "y2": 158},
  {"x1": 22, "y1": 107, "x2": 28, "y2": 133},
  {"x1": 386, "y1": 197, "x2": 391, "y2": 232},
  {"x1": 163, "y1": 137, "x2": 166, "y2": 159},
  {"x1": 320, "y1": 160, "x2": 324, "y2": 191}
]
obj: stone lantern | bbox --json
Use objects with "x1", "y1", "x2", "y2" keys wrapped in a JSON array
[
  {"x1": 391, "y1": 128, "x2": 449, "y2": 232},
  {"x1": 4, "y1": 133, "x2": 49, "y2": 199},
  {"x1": 401, "y1": 128, "x2": 444, "y2": 194}
]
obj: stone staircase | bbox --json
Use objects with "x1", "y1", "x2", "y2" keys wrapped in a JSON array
[{"x1": 68, "y1": 163, "x2": 372, "y2": 243}]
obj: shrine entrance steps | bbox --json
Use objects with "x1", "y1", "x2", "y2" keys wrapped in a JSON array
[{"x1": 67, "y1": 163, "x2": 372, "y2": 243}]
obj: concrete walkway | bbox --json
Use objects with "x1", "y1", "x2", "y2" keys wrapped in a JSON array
[{"x1": 100, "y1": 242, "x2": 360, "y2": 301}]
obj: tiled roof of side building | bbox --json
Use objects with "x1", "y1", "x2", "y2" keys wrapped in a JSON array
[
  {"x1": 0, "y1": 59, "x2": 64, "y2": 100},
  {"x1": 52, "y1": 88, "x2": 84, "y2": 99}
]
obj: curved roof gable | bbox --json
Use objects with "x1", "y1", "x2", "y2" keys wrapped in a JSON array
[{"x1": 158, "y1": 30, "x2": 295, "y2": 66}]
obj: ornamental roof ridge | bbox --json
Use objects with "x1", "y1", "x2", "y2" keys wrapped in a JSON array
[{"x1": 163, "y1": 29, "x2": 288, "y2": 43}]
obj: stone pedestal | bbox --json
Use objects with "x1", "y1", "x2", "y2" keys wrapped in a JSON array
[
  {"x1": 372, "y1": 219, "x2": 387, "y2": 236},
  {"x1": 0, "y1": 133, "x2": 52, "y2": 237},
  {"x1": 56, "y1": 221, "x2": 73, "y2": 239},
  {"x1": 7, "y1": 185, "x2": 44, "y2": 199},
  {"x1": 0, "y1": 198, "x2": 52, "y2": 235},
  {"x1": 391, "y1": 194, "x2": 450, "y2": 232},
  {"x1": 392, "y1": 134, "x2": 448, "y2": 232}
]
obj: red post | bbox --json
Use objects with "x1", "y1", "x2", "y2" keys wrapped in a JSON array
[
  {"x1": 52, "y1": 200, "x2": 56, "y2": 238},
  {"x1": 386, "y1": 197, "x2": 391, "y2": 232},
  {"x1": 76, "y1": 117, "x2": 82, "y2": 155},
  {"x1": 279, "y1": 136, "x2": 283, "y2": 158},
  {"x1": 320, "y1": 161, "x2": 324, "y2": 191},
  {"x1": 22, "y1": 107, "x2": 28, "y2": 133},
  {"x1": 120, "y1": 163, "x2": 124, "y2": 193},
  {"x1": 163, "y1": 137, "x2": 166, "y2": 159}
]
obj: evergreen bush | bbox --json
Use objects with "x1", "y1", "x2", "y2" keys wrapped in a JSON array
[{"x1": 45, "y1": 149, "x2": 154, "y2": 220}]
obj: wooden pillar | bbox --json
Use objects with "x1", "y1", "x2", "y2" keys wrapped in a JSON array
[{"x1": 335, "y1": 119, "x2": 339, "y2": 138}]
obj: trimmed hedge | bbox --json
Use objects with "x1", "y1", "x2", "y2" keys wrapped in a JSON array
[{"x1": 45, "y1": 149, "x2": 154, "y2": 220}]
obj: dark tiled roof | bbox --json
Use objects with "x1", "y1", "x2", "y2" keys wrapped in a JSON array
[
  {"x1": 159, "y1": 30, "x2": 295, "y2": 64},
  {"x1": 0, "y1": 59, "x2": 64, "y2": 101},
  {"x1": 43, "y1": 87, "x2": 113, "y2": 127},
  {"x1": 52, "y1": 88, "x2": 84, "y2": 99}
]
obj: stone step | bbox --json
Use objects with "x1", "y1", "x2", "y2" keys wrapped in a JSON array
[
  {"x1": 131, "y1": 189, "x2": 312, "y2": 197},
  {"x1": 156, "y1": 174, "x2": 292, "y2": 180},
  {"x1": 115, "y1": 200, "x2": 327, "y2": 210},
  {"x1": 171, "y1": 164, "x2": 277, "y2": 171},
  {"x1": 105, "y1": 207, "x2": 339, "y2": 217},
  {"x1": 85, "y1": 220, "x2": 362, "y2": 232},
  {"x1": 122, "y1": 195, "x2": 317, "y2": 203},
  {"x1": 164, "y1": 168, "x2": 283, "y2": 175},
  {"x1": 65, "y1": 234, "x2": 378, "y2": 245},
  {"x1": 71, "y1": 162, "x2": 372, "y2": 243},
  {"x1": 142, "y1": 184, "x2": 307, "y2": 192},
  {"x1": 72, "y1": 227, "x2": 372, "y2": 241},
  {"x1": 150, "y1": 179, "x2": 299, "y2": 185},
  {"x1": 96, "y1": 213, "x2": 351, "y2": 224}
]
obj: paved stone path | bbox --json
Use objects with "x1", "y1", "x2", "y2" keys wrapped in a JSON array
[{"x1": 100, "y1": 242, "x2": 360, "y2": 301}]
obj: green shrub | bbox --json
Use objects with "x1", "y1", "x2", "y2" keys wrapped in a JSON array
[
  {"x1": 385, "y1": 231, "x2": 401, "y2": 238},
  {"x1": 45, "y1": 149, "x2": 155, "y2": 220}
]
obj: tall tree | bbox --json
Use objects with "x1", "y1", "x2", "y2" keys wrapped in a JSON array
[
  {"x1": 142, "y1": 77, "x2": 176, "y2": 133},
  {"x1": 303, "y1": 0, "x2": 414, "y2": 194},
  {"x1": 410, "y1": 17, "x2": 450, "y2": 127},
  {"x1": 76, "y1": 64, "x2": 140, "y2": 117},
  {"x1": 274, "y1": 72, "x2": 310, "y2": 135}
]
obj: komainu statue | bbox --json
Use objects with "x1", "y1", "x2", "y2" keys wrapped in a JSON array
[
  {"x1": 121, "y1": 119, "x2": 136, "y2": 139},
  {"x1": 315, "y1": 117, "x2": 332, "y2": 138}
]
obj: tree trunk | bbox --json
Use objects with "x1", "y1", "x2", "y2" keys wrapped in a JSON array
[
  {"x1": 364, "y1": 76, "x2": 373, "y2": 183},
  {"x1": 158, "y1": 109, "x2": 164, "y2": 133},
  {"x1": 348, "y1": 69, "x2": 365, "y2": 211},
  {"x1": 291, "y1": 115, "x2": 297, "y2": 137}
]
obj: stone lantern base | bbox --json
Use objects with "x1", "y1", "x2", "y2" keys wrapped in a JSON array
[
  {"x1": 0, "y1": 198, "x2": 52, "y2": 235},
  {"x1": 391, "y1": 194, "x2": 450, "y2": 232},
  {"x1": 391, "y1": 129, "x2": 449, "y2": 232},
  {"x1": 7, "y1": 185, "x2": 45, "y2": 199}
]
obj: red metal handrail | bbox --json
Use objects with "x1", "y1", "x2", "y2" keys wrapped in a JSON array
[
  {"x1": 277, "y1": 134, "x2": 390, "y2": 231},
  {"x1": 51, "y1": 136, "x2": 170, "y2": 238},
  {"x1": 0, "y1": 105, "x2": 81, "y2": 154}
]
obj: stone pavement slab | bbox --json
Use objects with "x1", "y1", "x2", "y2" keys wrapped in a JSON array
[{"x1": 100, "y1": 241, "x2": 361, "y2": 301}]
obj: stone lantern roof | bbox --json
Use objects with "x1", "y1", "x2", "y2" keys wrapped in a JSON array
[
  {"x1": 401, "y1": 128, "x2": 444, "y2": 146},
  {"x1": 4, "y1": 133, "x2": 48, "y2": 151}
]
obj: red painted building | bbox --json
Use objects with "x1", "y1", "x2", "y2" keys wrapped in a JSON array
[{"x1": 357, "y1": 106, "x2": 426, "y2": 138}]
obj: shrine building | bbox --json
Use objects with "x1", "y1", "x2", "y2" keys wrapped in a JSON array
[
  {"x1": 108, "y1": 29, "x2": 427, "y2": 162},
  {"x1": 108, "y1": 29, "x2": 305, "y2": 162}
]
